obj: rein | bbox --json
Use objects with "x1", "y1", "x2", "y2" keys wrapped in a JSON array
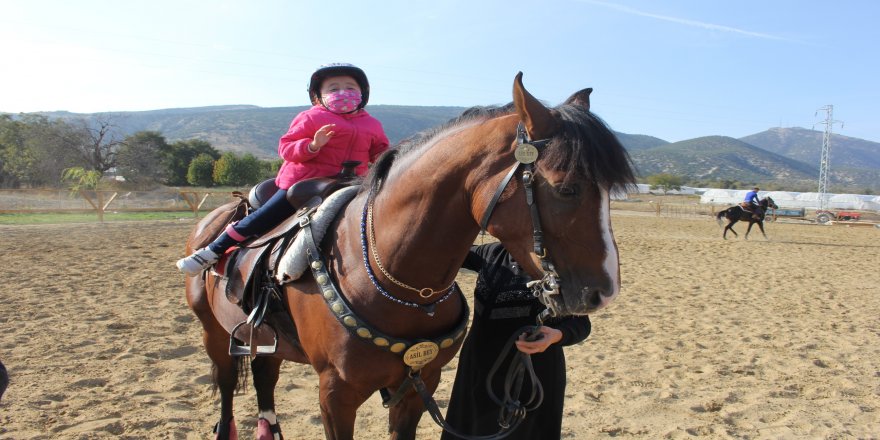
[
  {"x1": 405, "y1": 324, "x2": 545, "y2": 440},
  {"x1": 480, "y1": 123, "x2": 561, "y2": 317}
]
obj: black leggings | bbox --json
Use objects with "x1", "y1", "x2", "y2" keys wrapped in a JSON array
[{"x1": 208, "y1": 189, "x2": 295, "y2": 254}]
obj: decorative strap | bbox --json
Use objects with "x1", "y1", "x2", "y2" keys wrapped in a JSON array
[
  {"x1": 360, "y1": 191, "x2": 457, "y2": 315},
  {"x1": 304, "y1": 219, "x2": 469, "y2": 358},
  {"x1": 367, "y1": 195, "x2": 456, "y2": 299}
]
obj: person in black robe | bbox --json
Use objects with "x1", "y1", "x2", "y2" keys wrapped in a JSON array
[{"x1": 441, "y1": 242, "x2": 592, "y2": 440}]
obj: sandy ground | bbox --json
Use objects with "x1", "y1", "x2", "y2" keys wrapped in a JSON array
[{"x1": 0, "y1": 213, "x2": 878, "y2": 439}]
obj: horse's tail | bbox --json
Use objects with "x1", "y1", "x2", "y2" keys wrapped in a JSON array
[{"x1": 716, "y1": 209, "x2": 727, "y2": 226}]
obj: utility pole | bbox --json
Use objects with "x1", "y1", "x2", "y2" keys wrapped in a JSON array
[{"x1": 814, "y1": 105, "x2": 843, "y2": 211}]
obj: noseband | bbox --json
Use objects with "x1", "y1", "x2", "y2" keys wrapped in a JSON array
[{"x1": 479, "y1": 123, "x2": 561, "y2": 318}]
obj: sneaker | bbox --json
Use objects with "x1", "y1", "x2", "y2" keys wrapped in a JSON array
[{"x1": 176, "y1": 247, "x2": 220, "y2": 275}]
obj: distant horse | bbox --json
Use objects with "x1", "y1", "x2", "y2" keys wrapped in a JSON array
[
  {"x1": 715, "y1": 196, "x2": 778, "y2": 240},
  {"x1": 183, "y1": 73, "x2": 636, "y2": 440}
]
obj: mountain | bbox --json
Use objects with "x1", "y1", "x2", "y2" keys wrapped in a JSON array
[
  {"x1": 613, "y1": 132, "x2": 669, "y2": 151},
  {"x1": 741, "y1": 127, "x2": 880, "y2": 169},
  {"x1": 17, "y1": 106, "x2": 880, "y2": 191},
  {"x1": 740, "y1": 127, "x2": 880, "y2": 190},
  {"x1": 40, "y1": 105, "x2": 467, "y2": 159},
  {"x1": 629, "y1": 135, "x2": 819, "y2": 185}
]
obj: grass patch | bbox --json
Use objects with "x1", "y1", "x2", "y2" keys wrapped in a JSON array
[{"x1": 0, "y1": 211, "x2": 199, "y2": 225}]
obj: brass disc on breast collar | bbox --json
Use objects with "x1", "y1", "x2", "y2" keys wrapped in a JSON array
[{"x1": 403, "y1": 341, "x2": 440, "y2": 370}]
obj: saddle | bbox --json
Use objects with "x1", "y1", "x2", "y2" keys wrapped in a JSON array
[{"x1": 204, "y1": 163, "x2": 362, "y2": 355}]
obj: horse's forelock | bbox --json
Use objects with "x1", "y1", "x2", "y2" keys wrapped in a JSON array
[{"x1": 541, "y1": 105, "x2": 637, "y2": 192}]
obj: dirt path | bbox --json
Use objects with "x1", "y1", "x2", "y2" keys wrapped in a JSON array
[{"x1": 0, "y1": 215, "x2": 877, "y2": 439}]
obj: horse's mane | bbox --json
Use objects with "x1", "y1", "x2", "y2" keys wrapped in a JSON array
[
  {"x1": 363, "y1": 102, "x2": 637, "y2": 194},
  {"x1": 363, "y1": 104, "x2": 514, "y2": 193}
]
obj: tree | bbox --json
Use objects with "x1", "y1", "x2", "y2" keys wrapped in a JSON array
[
  {"x1": 212, "y1": 152, "x2": 262, "y2": 187},
  {"x1": 116, "y1": 131, "x2": 169, "y2": 188},
  {"x1": 61, "y1": 167, "x2": 102, "y2": 192},
  {"x1": 646, "y1": 173, "x2": 684, "y2": 194},
  {"x1": 59, "y1": 114, "x2": 126, "y2": 174},
  {"x1": 1, "y1": 114, "x2": 87, "y2": 188},
  {"x1": 163, "y1": 139, "x2": 220, "y2": 186},
  {"x1": 186, "y1": 153, "x2": 215, "y2": 187},
  {"x1": 0, "y1": 115, "x2": 30, "y2": 187}
]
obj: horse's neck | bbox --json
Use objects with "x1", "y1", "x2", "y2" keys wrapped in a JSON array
[
  {"x1": 351, "y1": 152, "x2": 485, "y2": 296},
  {"x1": 379, "y1": 168, "x2": 478, "y2": 287}
]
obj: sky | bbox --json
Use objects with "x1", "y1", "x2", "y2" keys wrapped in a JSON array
[{"x1": 1, "y1": 0, "x2": 878, "y2": 143}]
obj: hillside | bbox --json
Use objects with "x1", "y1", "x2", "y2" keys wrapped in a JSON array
[
  {"x1": 740, "y1": 127, "x2": 880, "y2": 190},
  {"x1": 613, "y1": 132, "x2": 669, "y2": 150},
  {"x1": 16, "y1": 106, "x2": 880, "y2": 191},
  {"x1": 741, "y1": 127, "x2": 880, "y2": 169},
  {"x1": 629, "y1": 136, "x2": 818, "y2": 185},
  {"x1": 42, "y1": 105, "x2": 468, "y2": 159}
]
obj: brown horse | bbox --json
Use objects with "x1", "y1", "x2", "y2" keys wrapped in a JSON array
[
  {"x1": 715, "y1": 196, "x2": 778, "y2": 240},
  {"x1": 184, "y1": 73, "x2": 636, "y2": 440}
]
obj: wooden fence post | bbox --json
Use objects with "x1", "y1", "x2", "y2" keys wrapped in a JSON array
[
  {"x1": 78, "y1": 190, "x2": 118, "y2": 222},
  {"x1": 180, "y1": 191, "x2": 212, "y2": 217}
]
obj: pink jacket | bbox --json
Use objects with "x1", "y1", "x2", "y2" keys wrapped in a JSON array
[{"x1": 275, "y1": 105, "x2": 389, "y2": 189}]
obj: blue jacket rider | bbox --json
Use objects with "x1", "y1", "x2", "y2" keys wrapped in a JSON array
[{"x1": 743, "y1": 187, "x2": 762, "y2": 219}]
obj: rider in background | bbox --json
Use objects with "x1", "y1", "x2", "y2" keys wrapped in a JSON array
[
  {"x1": 441, "y1": 242, "x2": 591, "y2": 440},
  {"x1": 742, "y1": 186, "x2": 762, "y2": 220},
  {"x1": 177, "y1": 63, "x2": 389, "y2": 275}
]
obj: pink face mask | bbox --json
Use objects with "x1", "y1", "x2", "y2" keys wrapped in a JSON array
[{"x1": 322, "y1": 89, "x2": 362, "y2": 114}]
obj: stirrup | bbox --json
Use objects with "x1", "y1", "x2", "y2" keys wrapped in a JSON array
[{"x1": 229, "y1": 321, "x2": 278, "y2": 356}]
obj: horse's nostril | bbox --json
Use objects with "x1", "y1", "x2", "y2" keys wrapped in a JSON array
[{"x1": 583, "y1": 287, "x2": 604, "y2": 307}]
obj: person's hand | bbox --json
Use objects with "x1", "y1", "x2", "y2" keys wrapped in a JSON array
[
  {"x1": 309, "y1": 124, "x2": 336, "y2": 152},
  {"x1": 514, "y1": 326, "x2": 562, "y2": 354}
]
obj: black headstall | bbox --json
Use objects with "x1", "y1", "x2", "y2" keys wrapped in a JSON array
[{"x1": 479, "y1": 123, "x2": 561, "y2": 319}]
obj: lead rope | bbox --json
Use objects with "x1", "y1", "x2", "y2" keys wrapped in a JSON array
[{"x1": 407, "y1": 314, "x2": 549, "y2": 440}]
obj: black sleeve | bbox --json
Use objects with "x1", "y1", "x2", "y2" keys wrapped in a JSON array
[
  {"x1": 461, "y1": 243, "x2": 497, "y2": 272},
  {"x1": 461, "y1": 247, "x2": 483, "y2": 272},
  {"x1": 554, "y1": 315, "x2": 591, "y2": 347}
]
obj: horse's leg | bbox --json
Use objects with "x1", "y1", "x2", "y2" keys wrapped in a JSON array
[
  {"x1": 252, "y1": 356, "x2": 285, "y2": 440},
  {"x1": 387, "y1": 372, "x2": 438, "y2": 440},
  {"x1": 757, "y1": 221, "x2": 768, "y2": 240},
  {"x1": 317, "y1": 370, "x2": 370, "y2": 440},
  {"x1": 745, "y1": 221, "x2": 754, "y2": 240},
  {"x1": 187, "y1": 278, "x2": 241, "y2": 440},
  {"x1": 724, "y1": 219, "x2": 738, "y2": 239}
]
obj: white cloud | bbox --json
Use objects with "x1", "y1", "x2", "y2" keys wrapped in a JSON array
[{"x1": 575, "y1": 0, "x2": 797, "y2": 42}]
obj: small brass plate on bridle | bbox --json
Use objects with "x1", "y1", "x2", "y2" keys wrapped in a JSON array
[
  {"x1": 514, "y1": 143, "x2": 539, "y2": 164},
  {"x1": 403, "y1": 341, "x2": 439, "y2": 369}
]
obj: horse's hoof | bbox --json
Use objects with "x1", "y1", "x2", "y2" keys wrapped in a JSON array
[
  {"x1": 256, "y1": 418, "x2": 282, "y2": 440},
  {"x1": 214, "y1": 418, "x2": 238, "y2": 440}
]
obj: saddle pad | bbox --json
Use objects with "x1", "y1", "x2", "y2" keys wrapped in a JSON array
[{"x1": 276, "y1": 186, "x2": 359, "y2": 283}]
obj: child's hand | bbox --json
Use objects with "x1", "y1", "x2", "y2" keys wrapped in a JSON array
[{"x1": 309, "y1": 124, "x2": 336, "y2": 152}]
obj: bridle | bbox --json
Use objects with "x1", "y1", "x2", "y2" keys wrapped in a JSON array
[{"x1": 479, "y1": 123, "x2": 561, "y2": 319}]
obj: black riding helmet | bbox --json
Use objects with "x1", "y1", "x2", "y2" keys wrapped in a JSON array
[{"x1": 308, "y1": 63, "x2": 370, "y2": 111}]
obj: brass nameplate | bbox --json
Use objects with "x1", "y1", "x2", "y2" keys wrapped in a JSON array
[{"x1": 402, "y1": 341, "x2": 439, "y2": 370}]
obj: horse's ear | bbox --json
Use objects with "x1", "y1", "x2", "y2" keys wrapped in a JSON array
[
  {"x1": 512, "y1": 72, "x2": 558, "y2": 139},
  {"x1": 564, "y1": 87, "x2": 592, "y2": 111}
]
